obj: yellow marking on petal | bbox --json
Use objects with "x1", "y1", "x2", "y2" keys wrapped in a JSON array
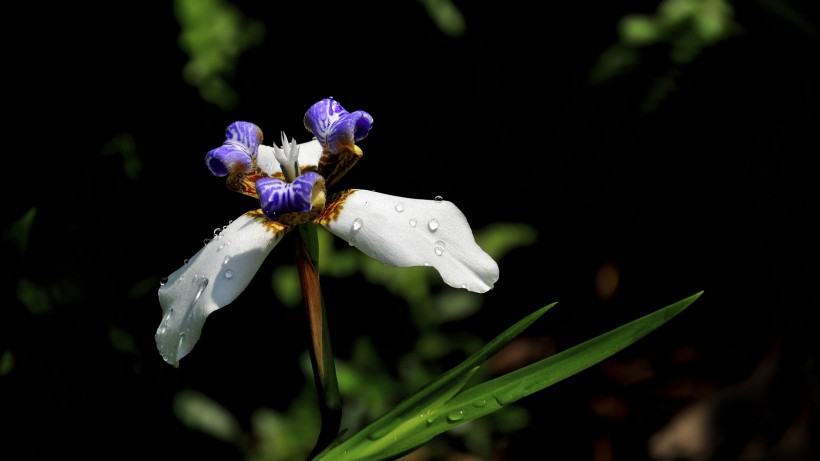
[
  {"x1": 318, "y1": 145, "x2": 363, "y2": 187},
  {"x1": 275, "y1": 178, "x2": 327, "y2": 226},
  {"x1": 245, "y1": 209, "x2": 290, "y2": 236},
  {"x1": 300, "y1": 164, "x2": 319, "y2": 175},
  {"x1": 314, "y1": 189, "x2": 357, "y2": 226}
]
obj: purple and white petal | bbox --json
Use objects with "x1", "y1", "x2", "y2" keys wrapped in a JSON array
[
  {"x1": 256, "y1": 172, "x2": 325, "y2": 221},
  {"x1": 316, "y1": 190, "x2": 499, "y2": 293},
  {"x1": 205, "y1": 121, "x2": 263, "y2": 176},
  {"x1": 156, "y1": 211, "x2": 288, "y2": 367},
  {"x1": 303, "y1": 98, "x2": 373, "y2": 153}
]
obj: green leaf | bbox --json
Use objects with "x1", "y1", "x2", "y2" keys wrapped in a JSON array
[
  {"x1": 313, "y1": 302, "x2": 557, "y2": 460},
  {"x1": 316, "y1": 292, "x2": 701, "y2": 460}
]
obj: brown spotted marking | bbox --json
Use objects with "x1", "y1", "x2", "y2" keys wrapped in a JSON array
[
  {"x1": 315, "y1": 189, "x2": 357, "y2": 226},
  {"x1": 245, "y1": 209, "x2": 290, "y2": 237},
  {"x1": 319, "y1": 145, "x2": 363, "y2": 187}
]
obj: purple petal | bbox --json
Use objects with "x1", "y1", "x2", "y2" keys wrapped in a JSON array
[
  {"x1": 204, "y1": 121, "x2": 263, "y2": 177},
  {"x1": 303, "y1": 98, "x2": 373, "y2": 153},
  {"x1": 256, "y1": 172, "x2": 324, "y2": 220}
]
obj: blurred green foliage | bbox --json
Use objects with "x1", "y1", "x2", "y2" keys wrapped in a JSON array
[
  {"x1": 0, "y1": 350, "x2": 14, "y2": 376},
  {"x1": 417, "y1": 0, "x2": 466, "y2": 38},
  {"x1": 5, "y1": 207, "x2": 36, "y2": 258},
  {"x1": 590, "y1": 0, "x2": 740, "y2": 112},
  {"x1": 102, "y1": 133, "x2": 142, "y2": 180},
  {"x1": 174, "y1": 0, "x2": 265, "y2": 110}
]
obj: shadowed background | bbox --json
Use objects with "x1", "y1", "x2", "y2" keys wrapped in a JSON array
[{"x1": 3, "y1": 1, "x2": 819, "y2": 460}]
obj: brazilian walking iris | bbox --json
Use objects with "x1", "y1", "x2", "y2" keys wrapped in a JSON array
[{"x1": 156, "y1": 98, "x2": 499, "y2": 366}]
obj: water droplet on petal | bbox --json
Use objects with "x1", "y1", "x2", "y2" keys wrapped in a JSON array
[
  {"x1": 213, "y1": 228, "x2": 221, "y2": 237},
  {"x1": 461, "y1": 283, "x2": 467, "y2": 289},
  {"x1": 203, "y1": 238, "x2": 211, "y2": 245},
  {"x1": 428, "y1": 219, "x2": 439, "y2": 232},
  {"x1": 434, "y1": 240, "x2": 446, "y2": 256},
  {"x1": 183, "y1": 258, "x2": 189, "y2": 265},
  {"x1": 224, "y1": 269, "x2": 234, "y2": 279},
  {"x1": 395, "y1": 202, "x2": 404, "y2": 212},
  {"x1": 434, "y1": 195, "x2": 443, "y2": 203},
  {"x1": 424, "y1": 261, "x2": 431, "y2": 267},
  {"x1": 473, "y1": 399, "x2": 487, "y2": 408},
  {"x1": 159, "y1": 277, "x2": 168, "y2": 286},
  {"x1": 352, "y1": 218, "x2": 363, "y2": 232},
  {"x1": 447, "y1": 410, "x2": 465, "y2": 422},
  {"x1": 223, "y1": 255, "x2": 232, "y2": 265},
  {"x1": 191, "y1": 275, "x2": 209, "y2": 306},
  {"x1": 409, "y1": 218, "x2": 417, "y2": 228}
]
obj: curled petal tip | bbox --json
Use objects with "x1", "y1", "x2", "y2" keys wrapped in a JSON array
[
  {"x1": 205, "y1": 121, "x2": 263, "y2": 177},
  {"x1": 304, "y1": 98, "x2": 373, "y2": 153}
]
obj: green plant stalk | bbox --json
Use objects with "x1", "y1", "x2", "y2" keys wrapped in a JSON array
[{"x1": 297, "y1": 223, "x2": 342, "y2": 457}]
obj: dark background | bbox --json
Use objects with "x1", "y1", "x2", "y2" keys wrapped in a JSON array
[{"x1": 3, "y1": 1, "x2": 819, "y2": 460}]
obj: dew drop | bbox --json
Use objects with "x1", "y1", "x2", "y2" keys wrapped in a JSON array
[
  {"x1": 461, "y1": 283, "x2": 468, "y2": 289},
  {"x1": 224, "y1": 269, "x2": 234, "y2": 279},
  {"x1": 159, "y1": 277, "x2": 168, "y2": 286},
  {"x1": 183, "y1": 258, "x2": 190, "y2": 265},
  {"x1": 434, "y1": 240, "x2": 446, "y2": 256},
  {"x1": 366, "y1": 425, "x2": 392, "y2": 440},
  {"x1": 213, "y1": 227, "x2": 221, "y2": 237},
  {"x1": 409, "y1": 218, "x2": 417, "y2": 228},
  {"x1": 473, "y1": 399, "x2": 487, "y2": 408},
  {"x1": 352, "y1": 217, "x2": 363, "y2": 232},
  {"x1": 191, "y1": 275, "x2": 209, "y2": 306},
  {"x1": 447, "y1": 410, "x2": 465, "y2": 422},
  {"x1": 428, "y1": 218, "x2": 439, "y2": 232},
  {"x1": 395, "y1": 202, "x2": 404, "y2": 212},
  {"x1": 223, "y1": 255, "x2": 232, "y2": 266},
  {"x1": 434, "y1": 195, "x2": 443, "y2": 203},
  {"x1": 495, "y1": 393, "x2": 514, "y2": 406},
  {"x1": 203, "y1": 238, "x2": 211, "y2": 245},
  {"x1": 424, "y1": 261, "x2": 431, "y2": 267}
]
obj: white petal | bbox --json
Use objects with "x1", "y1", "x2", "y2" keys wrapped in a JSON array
[
  {"x1": 156, "y1": 211, "x2": 289, "y2": 366},
  {"x1": 318, "y1": 190, "x2": 499, "y2": 293},
  {"x1": 256, "y1": 139, "x2": 322, "y2": 176}
]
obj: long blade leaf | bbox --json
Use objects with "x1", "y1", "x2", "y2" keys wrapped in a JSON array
[
  {"x1": 313, "y1": 302, "x2": 558, "y2": 459},
  {"x1": 326, "y1": 292, "x2": 701, "y2": 460}
]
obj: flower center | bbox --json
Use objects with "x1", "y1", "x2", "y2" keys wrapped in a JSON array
[
  {"x1": 256, "y1": 171, "x2": 326, "y2": 226},
  {"x1": 272, "y1": 131, "x2": 300, "y2": 182}
]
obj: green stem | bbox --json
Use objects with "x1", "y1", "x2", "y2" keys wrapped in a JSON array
[{"x1": 296, "y1": 224, "x2": 342, "y2": 458}]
